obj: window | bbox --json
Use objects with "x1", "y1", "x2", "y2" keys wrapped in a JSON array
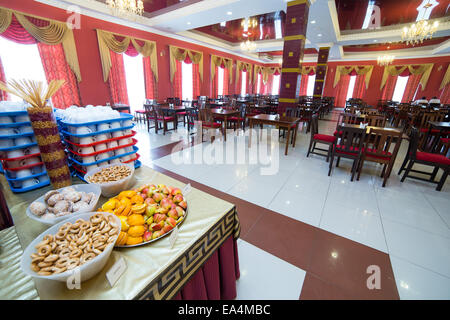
[
  {"x1": 257, "y1": 73, "x2": 261, "y2": 94},
  {"x1": 274, "y1": 19, "x2": 283, "y2": 39},
  {"x1": 346, "y1": 75, "x2": 357, "y2": 101},
  {"x1": 272, "y1": 74, "x2": 280, "y2": 95},
  {"x1": 0, "y1": 37, "x2": 47, "y2": 102},
  {"x1": 392, "y1": 76, "x2": 409, "y2": 102},
  {"x1": 182, "y1": 61, "x2": 193, "y2": 101},
  {"x1": 123, "y1": 54, "x2": 145, "y2": 114},
  {"x1": 241, "y1": 71, "x2": 247, "y2": 96},
  {"x1": 217, "y1": 66, "x2": 224, "y2": 96},
  {"x1": 307, "y1": 74, "x2": 316, "y2": 96}
]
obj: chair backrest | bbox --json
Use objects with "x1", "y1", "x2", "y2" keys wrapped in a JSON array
[
  {"x1": 310, "y1": 113, "x2": 319, "y2": 136},
  {"x1": 337, "y1": 112, "x2": 364, "y2": 126},
  {"x1": 419, "y1": 112, "x2": 445, "y2": 129},
  {"x1": 406, "y1": 127, "x2": 420, "y2": 160},
  {"x1": 366, "y1": 115, "x2": 386, "y2": 127},
  {"x1": 365, "y1": 128, "x2": 402, "y2": 160},
  {"x1": 186, "y1": 107, "x2": 199, "y2": 123},
  {"x1": 198, "y1": 108, "x2": 213, "y2": 123},
  {"x1": 336, "y1": 125, "x2": 366, "y2": 155},
  {"x1": 144, "y1": 104, "x2": 156, "y2": 118},
  {"x1": 155, "y1": 104, "x2": 169, "y2": 117}
]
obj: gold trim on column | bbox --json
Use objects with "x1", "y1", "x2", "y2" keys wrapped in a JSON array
[
  {"x1": 279, "y1": 98, "x2": 297, "y2": 103},
  {"x1": 284, "y1": 35, "x2": 306, "y2": 41},
  {"x1": 287, "y1": 0, "x2": 310, "y2": 7},
  {"x1": 282, "y1": 68, "x2": 300, "y2": 73}
]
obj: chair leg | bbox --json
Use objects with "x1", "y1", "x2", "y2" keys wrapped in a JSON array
[
  {"x1": 398, "y1": 153, "x2": 410, "y2": 175},
  {"x1": 381, "y1": 163, "x2": 387, "y2": 178},
  {"x1": 307, "y1": 140, "x2": 314, "y2": 157},
  {"x1": 336, "y1": 156, "x2": 341, "y2": 167},
  {"x1": 328, "y1": 153, "x2": 335, "y2": 176},
  {"x1": 357, "y1": 158, "x2": 364, "y2": 181},
  {"x1": 351, "y1": 158, "x2": 358, "y2": 182},
  {"x1": 401, "y1": 160, "x2": 414, "y2": 182},
  {"x1": 436, "y1": 168, "x2": 448, "y2": 191},
  {"x1": 326, "y1": 144, "x2": 332, "y2": 163},
  {"x1": 430, "y1": 166, "x2": 439, "y2": 181}
]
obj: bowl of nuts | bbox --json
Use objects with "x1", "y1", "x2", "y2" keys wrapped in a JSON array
[
  {"x1": 20, "y1": 212, "x2": 121, "y2": 283},
  {"x1": 84, "y1": 163, "x2": 135, "y2": 197}
]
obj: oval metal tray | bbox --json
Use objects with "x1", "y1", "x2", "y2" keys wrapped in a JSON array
[{"x1": 114, "y1": 206, "x2": 188, "y2": 248}]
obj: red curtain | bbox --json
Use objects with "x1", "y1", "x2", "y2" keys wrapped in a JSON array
[
  {"x1": 0, "y1": 56, "x2": 8, "y2": 101},
  {"x1": 193, "y1": 63, "x2": 200, "y2": 99},
  {"x1": 402, "y1": 74, "x2": 421, "y2": 103},
  {"x1": 381, "y1": 75, "x2": 398, "y2": 101},
  {"x1": 265, "y1": 74, "x2": 274, "y2": 95},
  {"x1": 352, "y1": 74, "x2": 366, "y2": 99},
  {"x1": 440, "y1": 84, "x2": 450, "y2": 104},
  {"x1": 108, "y1": 51, "x2": 129, "y2": 105},
  {"x1": 37, "y1": 43, "x2": 81, "y2": 109},
  {"x1": 212, "y1": 65, "x2": 219, "y2": 98},
  {"x1": 245, "y1": 71, "x2": 250, "y2": 95},
  {"x1": 335, "y1": 74, "x2": 350, "y2": 107},
  {"x1": 223, "y1": 66, "x2": 229, "y2": 96},
  {"x1": 299, "y1": 74, "x2": 308, "y2": 96},
  {"x1": 143, "y1": 57, "x2": 155, "y2": 100},
  {"x1": 173, "y1": 60, "x2": 182, "y2": 99},
  {"x1": 1, "y1": 15, "x2": 38, "y2": 45}
]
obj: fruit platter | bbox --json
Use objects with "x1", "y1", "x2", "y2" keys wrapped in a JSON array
[{"x1": 96, "y1": 183, "x2": 187, "y2": 247}]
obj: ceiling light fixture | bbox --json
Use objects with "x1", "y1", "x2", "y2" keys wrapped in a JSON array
[
  {"x1": 227, "y1": 11, "x2": 233, "y2": 15},
  {"x1": 311, "y1": 20, "x2": 316, "y2": 24},
  {"x1": 317, "y1": 33, "x2": 322, "y2": 37},
  {"x1": 401, "y1": 19, "x2": 439, "y2": 45},
  {"x1": 377, "y1": 55, "x2": 395, "y2": 66},
  {"x1": 106, "y1": 0, "x2": 144, "y2": 17},
  {"x1": 240, "y1": 39, "x2": 257, "y2": 52},
  {"x1": 241, "y1": 17, "x2": 258, "y2": 29}
]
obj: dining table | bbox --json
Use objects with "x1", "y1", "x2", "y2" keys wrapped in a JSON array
[
  {"x1": 247, "y1": 114, "x2": 301, "y2": 156},
  {"x1": 210, "y1": 108, "x2": 241, "y2": 141},
  {"x1": 0, "y1": 165, "x2": 241, "y2": 300}
]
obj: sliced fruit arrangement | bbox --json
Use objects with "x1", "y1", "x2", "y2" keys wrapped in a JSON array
[{"x1": 97, "y1": 184, "x2": 187, "y2": 246}]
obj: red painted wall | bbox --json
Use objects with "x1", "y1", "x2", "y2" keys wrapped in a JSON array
[{"x1": 1, "y1": 0, "x2": 449, "y2": 107}]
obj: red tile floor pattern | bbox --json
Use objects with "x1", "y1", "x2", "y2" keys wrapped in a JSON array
[{"x1": 144, "y1": 138, "x2": 400, "y2": 300}]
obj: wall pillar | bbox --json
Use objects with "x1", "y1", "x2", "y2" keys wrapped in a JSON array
[{"x1": 313, "y1": 47, "x2": 330, "y2": 99}]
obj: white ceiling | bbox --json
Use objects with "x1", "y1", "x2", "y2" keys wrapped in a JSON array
[{"x1": 36, "y1": 0, "x2": 450, "y2": 63}]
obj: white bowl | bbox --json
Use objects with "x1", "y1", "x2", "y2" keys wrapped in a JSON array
[
  {"x1": 26, "y1": 184, "x2": 102, "y2": 225},
  {"x1": 20, "y1": 212, "x2": 121, "y2": 283},
  {"x1": 84, "y1": 163, "x2": 135, "y2": 198}
]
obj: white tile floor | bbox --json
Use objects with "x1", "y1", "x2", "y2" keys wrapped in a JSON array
[
  {"x1": 140, "y1": 110, "x2": 450, "y2": 299},
  {"x1": 236, "y1": 240, "x2": 306, "y2": 300}
]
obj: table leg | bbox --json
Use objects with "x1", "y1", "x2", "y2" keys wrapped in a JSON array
[
  {"x1": 293, "y1": 123, "x2": 298, "y2": 148},
  {"x1": 224, "y1": 116, "x2": 227, "y2": 141},
  {"x1": 285, "y1": 126, "x2": 290, "y2": 156}
]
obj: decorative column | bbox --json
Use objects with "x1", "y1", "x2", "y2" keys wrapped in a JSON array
[
  {"x1": 278, "y1": 0, "x2": 310, "y2": 115},
  {"x1": 313, "y1": 46, "x2": 330, "y2": 99}
]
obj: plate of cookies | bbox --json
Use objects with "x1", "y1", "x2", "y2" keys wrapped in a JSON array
[
  {"x1": 84, "y1": 163, "x2": 135, "y2": 198},
  {"x1": 20, "y1": 212, "x2": 121, "y2": 282},
  {"x1": 26, "y1": 184, "x2": 102, "y2": 225}
]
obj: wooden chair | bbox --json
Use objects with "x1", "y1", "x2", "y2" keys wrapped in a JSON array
[
  {"x1": 365, "y1": 115, "x2": 386, "y2": 127},
  {"x1": 228, "y1": 104, "x2": 247, "y2": 130},
  {"x1": 186, "y1": 106, "x2": 199, "y2": 132},
  {"x1": 398, "y1": 127, "x2": 449, "y2": 191},
  {"x1": 143, "y1": 104, "x2": 157, "y2": 133},
  {"x1": 155, "y1": 104, "x2": 177, "y2": 135},
  {"x1": 307, "y1": 114, "x2": 336, "y2": 162},
  {"x1": 198, "y1": 108, "x2": 222, "y2": 142},
  {"x1": 357, "y1": 128, "x2": 403, "y2": 187},
  {"x1": 328, "y1": 125, "x2": 366, "y2": 181},
  {"x1": 334, "y1": 113, "x2": 364, "y2": 136},
  {"x1": 417, "y1": 112, "x2": 446, "y2": 150}
]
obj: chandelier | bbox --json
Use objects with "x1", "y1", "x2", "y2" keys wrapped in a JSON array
[
  {"x1": 401, "y1": 19, "x2": 439, "y2": 45},
  {"x1": 106, "y1": 0, "x2": 144, "y2": 17},
  {"x1": 241, "y1": 17, "x2": 258, "y2": 29},
  {"x1": 377, "y1": 55, "x2": 395, "y2": 66},
  {"x1": 240, "y1": 40, "x2": 257, "y2": 52}
]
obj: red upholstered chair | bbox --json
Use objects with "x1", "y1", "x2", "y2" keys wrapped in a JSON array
[
  {"x1": 134, "y1": 109, "x2": 146, "y2": 123},
  {"x1": 398, "y1": 127, "x2": 450, "y2": 191},
  {"x1": 334, "y1": 113, "x2": 365, "y2": 136},
  {"x1": 307, "y1": 113, "x2": 336, "y2": 162},
  {"x1": 143, "y1": 103, "x2": 156, "y2": 133},
  {"x1": 228, "y1": 105, "x2": 247, "y2": 130},
  {"x1": 198, "y1": 108, "x2": 222, "y2": 142},
  {"x1": 328, "y1": 125, "x2": 366, "y2": 181},
  {"x1": 155, "y1": 104, "x2": 177, "y2": 135},
  {"x1": 356, "y1": 128, "x2": 403, "y2": 187}
]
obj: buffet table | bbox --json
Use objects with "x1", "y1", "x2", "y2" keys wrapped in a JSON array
[{"x1": 1, "y1": 165, "x2": 240, "y2": 300}]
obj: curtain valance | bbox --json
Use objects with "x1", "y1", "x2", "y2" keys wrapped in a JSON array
[
  {"x1": 439, "y1": 64, "x2": 450, "y2": 91},
  {"x1": 0, "y1": 7, "x2": 81, "y2": 82},
  {"x1": 300, "y1": 66, "x2": 316, "y2": 75},
  {"x1": 334, "y1": 65, "x2": 373, "y2": 89},
  {"x1": 96, "y1": 29, "x2": 158, "y2": 83},
  {"x1": 169, "y1": 45, "x2": 203, "y2": 83},
  {"x1": 211, "y1": 55, "x2": 233, "y2": 84},
  {"x1": 236, "y1": 60, "x2": 253, "y2": 85},
  {"x1": 380, "y1": 64, "x2": 434, "y2": 91},
  {"x1": 261, "y1": 67, "x2": 281, "y2": 84}
]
